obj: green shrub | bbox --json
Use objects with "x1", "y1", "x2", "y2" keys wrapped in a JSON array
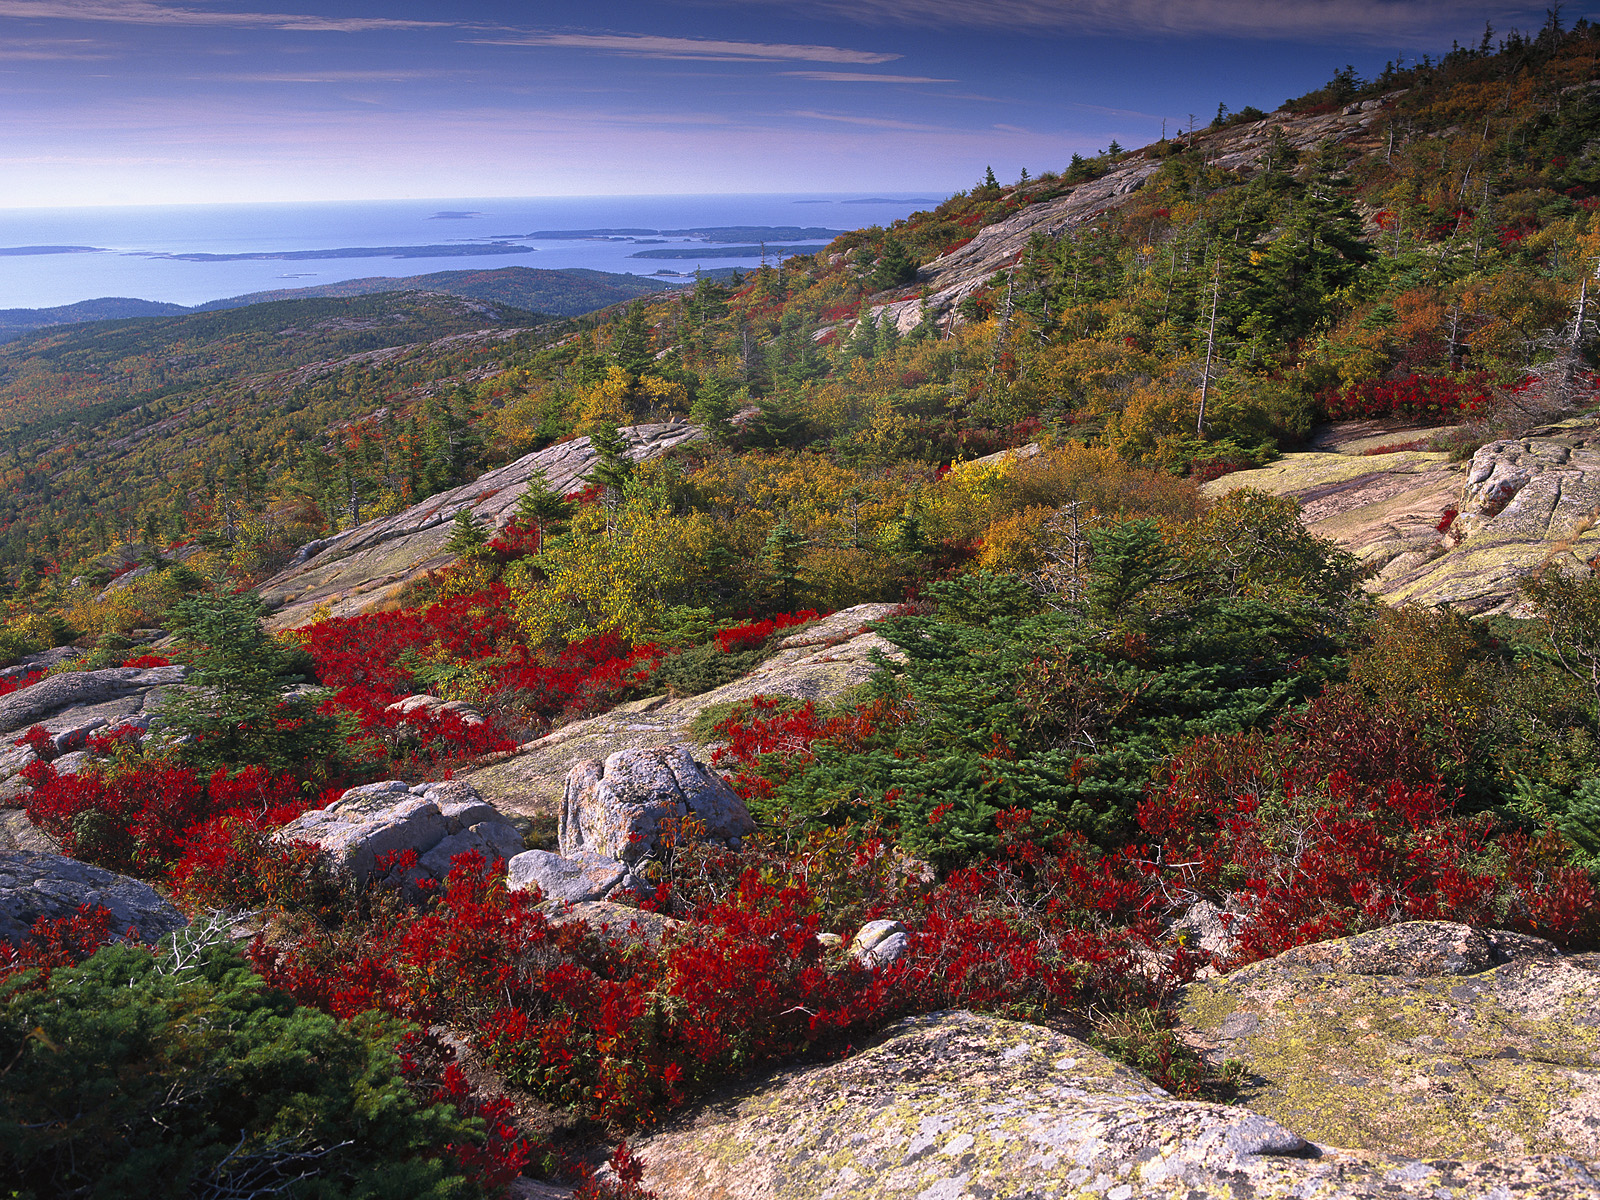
[{"x1": 0, "y1": 934, "x2": 489, "y2": 1200}]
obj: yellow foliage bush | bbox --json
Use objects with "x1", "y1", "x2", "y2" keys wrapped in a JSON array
[
  {"x1": 511, "y1": 496, "x2": 714, "y2": 644},
  {"x1": 974, "y1": 505, "x2": 1058, "y2": 574},
  {"x1": 59, "y1": 568, "x2": 195, "y2": 644},
  {"x1": 927, "y1": 442, "x2": 1199, "y2": 547}
]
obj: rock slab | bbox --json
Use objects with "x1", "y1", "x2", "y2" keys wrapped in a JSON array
[
  {"x1": 464, "y1": 604, "x2": 904, "y2": 820},
  {"x1": 559, "y1": 745, "x2": 754, "y2": 865},
  {"x1": 636, "y1": 1009, "x2": 1598, "y2": 1199},
  {"x1": 0, "y1": 850, "x2": 188, "y2": 946},
  {"x1": 1181, "y1": 921, "x2": 1600, "y2": 1163},
  {"x1": 505, "y1": 848, "x2": 632, "y2": 904}
]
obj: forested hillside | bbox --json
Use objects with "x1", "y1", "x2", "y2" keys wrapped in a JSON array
[{"x1": 4, "y1": 19, "x2": 1600, "y2": 1200}]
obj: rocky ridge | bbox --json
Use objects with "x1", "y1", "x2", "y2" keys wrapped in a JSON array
[
  {"x1": 1203, "y1": 417, "x2": 1600, "y2": 614},
  {"x1": 870, "y1": 97, "x2": 1401, "y2": 338},
  {"x1": 256, "y1": 420, "x2": 703, "y2": 629},
  {"x1": 635, "y1": 1001, "x2": 1599, "y2": 1199}
]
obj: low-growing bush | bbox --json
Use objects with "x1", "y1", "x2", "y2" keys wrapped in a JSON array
[{"x1": 1, "y1": 933, "x2": 520, "y2": 1200}]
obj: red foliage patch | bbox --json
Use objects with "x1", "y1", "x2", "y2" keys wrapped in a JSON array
[
  {"x1": 713, "y1": 609, "x2": 822, "y2": 654},
  {"x1": 1320, "y1": 374, "x2": 1489, "y2": 422},
  {"x1": 0, "y1": 670, "x2": 45, "y2": 700},
  {"x1": 0, "y1": 904, "x2": 121, "y2": 990},
  {"x1": 24, "y1": 760, "x2": 315, "y2": 880}
]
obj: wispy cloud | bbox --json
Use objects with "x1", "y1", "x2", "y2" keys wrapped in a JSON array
[
  {"x1": 781, "y1": 70, "x2": 954, "y2": 82},
  {"x1": 0, "y1": 35, "x2": 110, "y2": 57},
  {"x1": 0, "y1": 1, "x2": 446, "y2": 31},
  {"x1": 719, "y1": 0, "x2": 1525, "y2": 43},
  {"x1": 470, "y1": 32, "x2": 898, "y2": 64},
  {"x1": 790, "y1": 109, "x2": 949, "y2": 131},
  {"x1": 197, "y1": 69, "x2": 463, "y2": 83},
  {"x1": 1071, "y1": 101, "x2": 1166, "y2": 120}
]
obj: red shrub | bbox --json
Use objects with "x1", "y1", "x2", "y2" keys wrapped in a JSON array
[
  {"x1": 713, "y1": 609, "x2": 822, "y2": 653},
  {"x1": 13, "y1": 724, "x2": 57, "y2": 762},
  {"x1": 710, "y1": 695, "x2": 909, "y2": 803},
  {"x1": 1320, "y1": 374, "x2": 1489, "y2": 422},
  {"x1": 397, "y1": 1029, "x2": 532, "y2": 1194},
  {"x1": 23, "y1": 761, "x2": 314, "y2": 881},
  {"x1": 0, "y1": 670, "x2": 45, "y2": 700},
  {"x1": 121, "y1": 653, "x2": 170, "y2": 668},
  {"x1": 0, "y1": 904, "x2": 120, "y2": 990}
]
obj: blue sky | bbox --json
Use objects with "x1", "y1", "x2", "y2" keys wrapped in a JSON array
[{"x1": 0, "y1": 1, "x2": 1587, "y2": 207}]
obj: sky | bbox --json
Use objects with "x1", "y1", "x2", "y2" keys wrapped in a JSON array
[{"x1": 0, "y1": 0, "x2": 1591, "y2": 208}]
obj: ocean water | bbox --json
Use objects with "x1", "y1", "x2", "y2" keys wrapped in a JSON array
[{"x1": 0, "y1": 193, "x2": 938, "y2": 311}]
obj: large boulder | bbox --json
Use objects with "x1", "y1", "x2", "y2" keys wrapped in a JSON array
[
  {"x1": 1180, "y1": 921, "x2": 1600, "y2": 1162},
  {"x1": 0, "y1": 850, "x2": 188, "y2": 946},
  {"x1": 634, "y1": 1009, "x2": 1595, "y2": 1198},
  {"x1": 275, "y1": 779, "x2": 524, "y2": 883},
  {"x1": 559, "y1": 746, "x2": 754, "y2": 865}
]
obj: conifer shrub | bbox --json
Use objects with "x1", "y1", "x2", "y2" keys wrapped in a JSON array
[{"x1": 0, "y1": 932, "x2": 518, "y2": 1200}]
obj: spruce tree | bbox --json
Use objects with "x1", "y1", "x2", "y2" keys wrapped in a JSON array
[
  {"x1": 584, "y1": 422, "x2": 634, "y2": 494},
  {"x1": 158, "y1": 591, "x2": 333, "y2": 775},
  {"x1": 444, "y1": 507, "x2": 488, "y2": 559},
  {"x1": 763, "y1": 517, "x2": 805, "y2": 608}
]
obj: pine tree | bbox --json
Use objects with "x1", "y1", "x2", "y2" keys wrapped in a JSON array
[
  {"x1": 869, "y1": 235, "x2": 918, "y2": 291},
  {"x1": 689, "y1": 375, "x2": 742, "y2": 445},
  {"x1": 444, "y1": 507, "x2": 488, "y2": 559},
  {"x1": 584, "y1": 422, "x2": 634, "y2": 495},
  {"x1": 763, "y1": 517, "x2": 805, "y2": 607},
  {"x1": 157, "y1": 590, "x2": 333, "y2": 774},
  {"x1": 514, "y1": 468, "x2": 571, "y2": 525}
]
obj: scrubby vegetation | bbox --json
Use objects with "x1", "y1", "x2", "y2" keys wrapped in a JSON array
[{"x1": 5, "y1": 19, "x2": 1600, "y2": 1199}]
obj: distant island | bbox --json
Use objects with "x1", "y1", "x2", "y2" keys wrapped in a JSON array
[
  {"x1": 525, "y1": 225, "x2": 843, "y2": 243},
  {"x1": 629, "y1": 243, "x2": 827, "y2": 260},
  {"x1": 137, "y1": 242, "x2": 537, "y2": 262},
  {"x1": 0, "y1": 245, "x2": 106, "y2": 256}
]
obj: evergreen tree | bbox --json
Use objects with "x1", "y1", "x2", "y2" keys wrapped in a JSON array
[
  {"x1": 444, "y1": 507, "x2": 489, "y2": 560},
  {"x1": 689, "y1": 375, "x2": 742, "y2": 445},
  {"x1": 584, "y1": 421, "x2": 634, "y2": 495},
  {"x1": 514, "y1": 468, "x2": 572, "y2": 525},
  {"x1": 611, "y1": 302, "x2": 654, "y2": 378},
  {"x1": 158, "y1": 590, "x2": 333, "y2": 775},
  {"x1": 869, "y1": 235, "x2": 919, "y2": 291},
  {"x1": 763, "y1": 517, "x2": 805, "y2": 608}
]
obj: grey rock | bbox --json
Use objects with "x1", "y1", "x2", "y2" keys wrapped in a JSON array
[
  {"x1": 0, "y1": 665, "x2": 189, "y2": 736},
  {"x1": 50, "y1": 750, "x2": 93, "y2": 777},
  {"x1": 0, "y1": 850, "x2": 187, "y2": 945},
  {"x1": 1204, "y1": 418, "x2": 1600, "y2": 616},
  {"x1": 506, "y1": 848, "x2": 627, "y2": 904},
  {"x1": 387, "y1": 694, "x2": 486, "y2": 727},
  {"x1": 1173, "y1": 899, "x2": 1241, "y2": 961},
  {"x1": 0, "y1": 811, "x2": 53, "y2": 853},
  {"x1": 850, "y1": 918, "x2": 909, "y2": 967},
  {"x1": 636, "y1": 1010, "x2": 1595, "y2": 1199},
  {"x1": 416, "y1": 820, "x2": 527, "y2": 880},
  {"x1": 546, "y1": 899, "x2": 680, "y2": 947},
  {"x1": 0, "y1": 646, "x2": 83, "y2": 680},
  {"x1": 275, "y1": 778, "x2": 523, "y2": 885},
  {"x1": 1181, "y1": 921, "x2": 1600, "y2": 1163},
  {"x1": 559, "y1": 745, "x2": 755, "y2": 865}
]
